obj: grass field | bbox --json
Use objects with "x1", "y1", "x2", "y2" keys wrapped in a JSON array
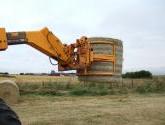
[
  {"x1": 12, "y1": 93, "x2": 165, "y2": 125},
  {"x1": 0, "y1": 75, "x2": 165, "y2": 125},
  {"x1": 0, "y1": 75, "x2": 78, "y2": 84}
]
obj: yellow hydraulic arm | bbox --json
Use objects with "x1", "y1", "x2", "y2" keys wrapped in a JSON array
[
  {"x1": 0, "y1": 27, "x2": 93, "y2": 71},
  {"x1": 0, "y1": 27, "x2": 69, "y2": 64},
  {"x1": 0, "y1": 27, "x2": 116, "y2": 75}
]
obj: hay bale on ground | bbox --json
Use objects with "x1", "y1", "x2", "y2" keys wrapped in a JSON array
[{"x1": 0, "y1": 80, "x2": 20, "y2": 105}]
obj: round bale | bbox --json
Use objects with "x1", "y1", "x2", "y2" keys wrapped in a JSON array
[
  {"x1": 0, "y1": 80, "x2": 20, "y2": 104},
  {"x1": 78, "y1": 37, "x2": 123, "y2": 83}
]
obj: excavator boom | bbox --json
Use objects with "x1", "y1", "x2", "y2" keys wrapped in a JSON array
[
  {"x1": 3, "y1": 27, "x2": 69, "y2": 63},
  {"x1": 0, "y1": 27, "x2": 93, "y2": 72}
]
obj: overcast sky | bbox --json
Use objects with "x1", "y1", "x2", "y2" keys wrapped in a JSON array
[{"x1": 0, "y1": 0, "x2": 164, "y2": 74}]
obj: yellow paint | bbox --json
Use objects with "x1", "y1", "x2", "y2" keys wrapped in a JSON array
[
  {"x1": 0, "y1": 27, "x2": 119, "y2": 76},
  {"x1": 0, "y1": 28, "x2": 7, "y2": 50}
]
